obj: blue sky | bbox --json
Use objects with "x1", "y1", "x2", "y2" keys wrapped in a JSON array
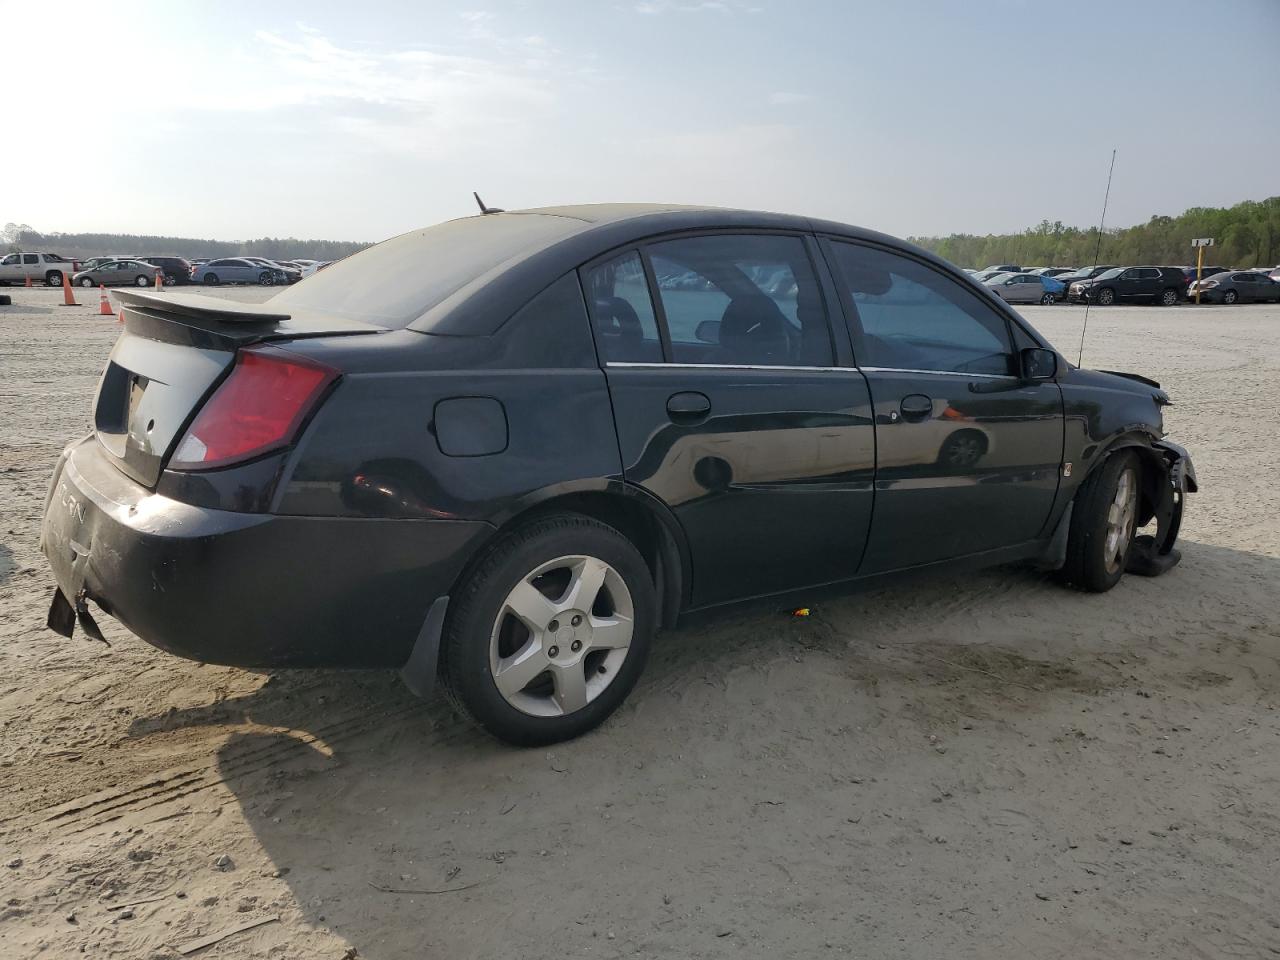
[{"x1": 7, "y1": 0, "x2": 1278, "y2": 241}]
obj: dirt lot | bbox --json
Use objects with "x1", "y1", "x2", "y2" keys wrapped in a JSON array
[{"x1": 2, "y1": 284, "x2": 1278, "y2": 959}]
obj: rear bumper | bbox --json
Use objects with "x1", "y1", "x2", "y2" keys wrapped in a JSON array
[{"x1": 40, "y1": 437, "x2": 491, "y2": 668}]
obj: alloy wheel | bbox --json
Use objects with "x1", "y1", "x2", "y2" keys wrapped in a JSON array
[
  {"x1": 1103, "y1": 467, "x2": 1137, "y2": 575},
  {"x1": 489, "y1": 554, "x2": 634, "y2": 717}
]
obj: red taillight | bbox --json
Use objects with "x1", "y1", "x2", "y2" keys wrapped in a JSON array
[{"x1": 170, "y1": 346, "x2": 337, "y2": 470}]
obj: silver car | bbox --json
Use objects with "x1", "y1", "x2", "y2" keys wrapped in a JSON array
[
  {"x1": 986, "y1": 272, "x2": 1058, "y2": 305},
  {"x1": 71, "y1": 260, "x2": 163, "y2": 288}
]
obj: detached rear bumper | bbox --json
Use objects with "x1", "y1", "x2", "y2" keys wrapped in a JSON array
[{"x1": 40, "y1": 437, "x2": 490, "y2": 668}]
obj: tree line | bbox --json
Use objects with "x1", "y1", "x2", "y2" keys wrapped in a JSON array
[
  {"x1": 2, "y1": 224, "x2": 371, "y2": 262},
  {"x1": 7, "y1": 195, "x2": 1279, "y2": 270},
  {"x1": 910, "y1": 196, "x2": 1280, "y2": 270}
]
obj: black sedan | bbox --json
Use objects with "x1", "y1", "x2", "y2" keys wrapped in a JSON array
[
  {"x1": 1189, "y1": 270, "x2": 1280, "y2": 304},
  {"x1": 39, "y1": 204, "x2": 1197, "y2": 745}
]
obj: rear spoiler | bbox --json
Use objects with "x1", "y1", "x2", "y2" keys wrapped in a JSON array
[
  {"x1": 113, "y1": 289, "x2": 291, "y2": 324},
  {"x1": 112, "y1": 290, "x2": 385, "y2": 346}
]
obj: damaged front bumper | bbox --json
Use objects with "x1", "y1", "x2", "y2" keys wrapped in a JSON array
[{"x1": 1126, "y1": 438, "x2": 1197, "y2": 577}]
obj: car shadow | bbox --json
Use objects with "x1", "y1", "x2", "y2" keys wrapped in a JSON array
[
  {"x1": 0, "y1": 542, "x2": 13, "y2": 584},
  {"x1": 179, "y1": 538, "x2": 1280, "y2": 957}
]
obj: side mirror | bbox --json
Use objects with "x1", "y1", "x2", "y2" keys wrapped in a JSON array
[
  {"x1": 1021, "y1": 347, "x2": 1058, "y2": 381},
  {"x1": 694, "y1": 319, "x2": 721, "y2": 344}
]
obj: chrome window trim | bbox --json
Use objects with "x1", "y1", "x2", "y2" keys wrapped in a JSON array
[
  {"x1": 858, "y1": 366, "x2": 1016, "y2": 381},
  {"x1": 605, "y1": 361, "x2": 853, "y2": 373},
  {"x1": 604, "y1": 362, "x2": 1016, "y2": 380}
]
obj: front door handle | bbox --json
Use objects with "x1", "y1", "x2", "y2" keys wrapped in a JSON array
[
  {"x1": 899, "y1": 394, "x2": 933, "y2": 421},
  {"x1": 667, "y1": 391, "x2": 711, "y2": 422}
]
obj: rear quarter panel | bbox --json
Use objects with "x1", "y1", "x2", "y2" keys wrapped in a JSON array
[{"x1": 274, "y1": 328, "x2": 623, "y2": 523}]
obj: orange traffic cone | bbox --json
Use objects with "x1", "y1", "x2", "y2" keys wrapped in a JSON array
[
  {"x1": 154, "y1": 269, "x2": 164, "y2": 291},
  {"x1": 61, "y1": 270, "x2": 78, "y2": 306},
  {"x1": 116, "y1": 308, "x2": 125, "y2": 325},
  {"x1": 24, "y1": 275, "x2": 32, "y2": 288},
  {"x1": 98, "y1": 285, "x2": 114, "y2": 316}
]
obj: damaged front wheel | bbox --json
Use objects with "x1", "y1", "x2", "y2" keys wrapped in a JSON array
[{"x1": 1059, "y1": 451, "x2": 1140, "y2": 593}]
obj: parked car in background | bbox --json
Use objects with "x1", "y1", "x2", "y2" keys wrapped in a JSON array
[
  {"x1": 0, "y1": 252, "x2": 79, "y2": 286},
  {"x1": 139, "y1": 256, "x2": 193, "y2": 285},
  {"x1": 1180, "y1": 265, "x2": 1229, "y2": 288},
  {"x1": 39, "y1": 203, "x2": 1196, "y2": 746},
  {"x1": 1036, "y1": 267, "x2": 1076, "y2": 278},
  {"x1": 1189, "y1": 271, "x2": 1280, "y2": 304},
  {"x1": 191, "y1": 258, "x2": 280, "y2": 285},
  {"x1": 80, "y1": 256, "x2": 138, "y2": 272},
  {"x1": 983, "y1": 263, "x2": 1022, "y2": 273},
  {"x1": 241, "y1": 257, "x2": 299, "y2": 284},
  {"x1": 1059, "y1": 266, "x2": 1117, "y2": 301},
  {"x1": 986, "y1": 272, "x2": 1061, "y2": 304},
  {"x1": 972, "y1": 269, "x2": 1010, "y2": 283},
  {"x1": 72, "y1": 260, "x2": 166, "y2": 288},
  {"x1": 1075, "y1": 266, "x2": 1185, "y2": 306},
  {"x1": 300, "y1": 260, "x2": 332, "y2": 278}
]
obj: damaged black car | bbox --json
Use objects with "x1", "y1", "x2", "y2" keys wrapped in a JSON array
[{"x1": 40, "y1": 204, "x2": 1197, "y2": 745}]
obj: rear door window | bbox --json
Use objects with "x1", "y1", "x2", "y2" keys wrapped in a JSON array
[
  {"x1": 645, "y1": 234, "x2": 833, "y2": 366},
  {"x1": 827, "y1": 241, "x2": 1015, "y2": 377},
  {"x1": 582, "y1": 251, "x2": 663, "y2": 363}
]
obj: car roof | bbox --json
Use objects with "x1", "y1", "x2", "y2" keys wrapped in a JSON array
[{"x1": 398, "y1": 204, "x2": 934, "y2": 335}]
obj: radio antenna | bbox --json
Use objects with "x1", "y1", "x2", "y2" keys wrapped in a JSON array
[{"x1": 1076, "y1": 148, "x2": 1117, "y2": 367}]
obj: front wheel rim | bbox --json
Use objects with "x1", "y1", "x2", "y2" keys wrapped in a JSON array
[
  {"x1": 1103, "y1": 467, "x2": 1137, "y2": 575},
  {"x1": 489, "y1": 555, "x2": 634, "y2": 718}
]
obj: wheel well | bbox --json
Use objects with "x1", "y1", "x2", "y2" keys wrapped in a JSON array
[
  {"x1": 1083, "y1": 442, "x2": 1164, "y2": 529},
  {"x1": 487, "y1": 491, "x2": 685, "y2": 630}
]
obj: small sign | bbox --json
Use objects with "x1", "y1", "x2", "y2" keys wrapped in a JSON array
[{"x1": 1191, "y1": 238, "x2": 1215, "y2": 247}]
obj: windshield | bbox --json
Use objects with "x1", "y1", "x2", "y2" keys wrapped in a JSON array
[
  {"x1": 1096, "y1": 268, "x2": 1123, "y2": 280},
  {"x1": 271, "y1": 214, "x2": 585, "y2": 328}
]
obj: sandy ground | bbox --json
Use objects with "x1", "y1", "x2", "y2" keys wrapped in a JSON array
[{"x1": 1, "y1": 283, "x2": 1279, "y2": 960}]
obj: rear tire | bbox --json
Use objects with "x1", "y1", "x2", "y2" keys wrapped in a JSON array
[
  {"x1": 1039, "y1": 292, "x2": 1055, "y2": 305},
  {"x1": 135, "y1": 275, "x2": 150, "y2": 287},
  {"x1": 1058, "y1": 451, "x2": 1140, "y2": 593},
  {"x1": 1160, "y1": 288, "x2": 1179, "y2": 306},
  {"x1": 440, "y1": 513, "x2": 656, "y2": 746},
  {"x1": 45, "y1": 271, "x2": 62, "y2": 288}
]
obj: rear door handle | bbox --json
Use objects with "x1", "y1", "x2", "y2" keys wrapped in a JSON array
[
  {"x1": 667, "y1": 391, "x2": 710, "y2": 422},
  {"x1": 899, "y1": 394, "x2": 933, "y2": 421}
]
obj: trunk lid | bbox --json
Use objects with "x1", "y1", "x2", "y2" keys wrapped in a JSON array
[{"x1": 96, "y1": 291, "x2": 382, "y2": 487}]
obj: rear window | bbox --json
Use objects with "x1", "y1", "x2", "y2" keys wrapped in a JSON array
[{"x1": 271, "y1": 214, "x2": 584, "y2": 329}]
